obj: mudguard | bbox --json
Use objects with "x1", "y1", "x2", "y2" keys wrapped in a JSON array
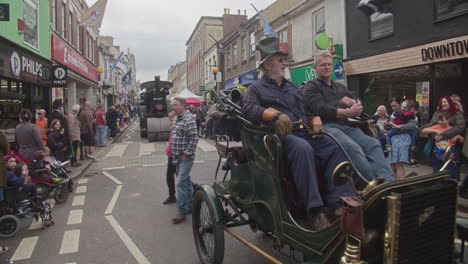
[{"x1": 197, "y1": 184, "x2": 225, "y2": 223}]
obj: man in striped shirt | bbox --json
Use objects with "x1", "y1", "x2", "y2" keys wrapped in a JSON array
[{"x1": 170, "y1": 97, "x2": 198, "y2": 224}]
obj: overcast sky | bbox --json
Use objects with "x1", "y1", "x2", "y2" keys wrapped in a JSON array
[{"x1": 85, "y1": 0, "x2": 275, "y2": 83}]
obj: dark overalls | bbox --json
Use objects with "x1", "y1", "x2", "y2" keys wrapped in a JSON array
[{"x1": 241, "y1": 76, "x2": 354, "y2": 210}]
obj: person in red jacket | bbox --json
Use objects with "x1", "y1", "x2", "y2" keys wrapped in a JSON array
[{"x1": 95, "y1": 104, "x2": 107, "y2": 147}]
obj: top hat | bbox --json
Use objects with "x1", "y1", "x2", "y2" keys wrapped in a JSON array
[
  {"x1": 256, "y1": 37, "x2": 288, "y2": 67},
  {"x1": 52, "y1": 99, "x2": 63, "y2": 108}
]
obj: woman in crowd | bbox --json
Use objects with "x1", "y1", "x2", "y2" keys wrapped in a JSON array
[
  {"x1": 387, "y1": 98, "x2": 418, "y2": 180},
  {"x1": 67, "y1": 105, "x2": 81, "y2": 167},
  {"x1": 371, "y1": 105, "x2": 390, "y2": 148},
  {"x1": 47, "y1": 120, "x2": 67, "y2": 162},
  {"x1": 15, "y1": 109, "x2": 45, "y2": 161},
  {"x1": 428, "y1": 96, "x2": 466, "y2": 179}
]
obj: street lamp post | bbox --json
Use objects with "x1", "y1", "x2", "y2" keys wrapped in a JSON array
[{"x1": 211, "y1": 66, "x2": 219, "y2": 92}]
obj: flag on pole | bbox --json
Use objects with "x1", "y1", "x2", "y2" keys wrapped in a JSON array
[
  {"x1": 208, "y1": 34, "x2": 228, "y2": 54},
  {"x1": 80, "y1": 0, "x2": 108, "y2": 28},
  {"x1": 110, "y1": 52, "x2": 124, "y2": 74},
  {"x1": 251, "y1": 4, "x2": 277, "y2": 38},
  {"x1": 121, "y1": 69, "x2": 132, "y2": 85}
]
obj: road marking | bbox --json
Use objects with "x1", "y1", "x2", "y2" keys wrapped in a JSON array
[
  {"x1": 197, "y1": 138, "x2": 217, "y2": 152},
  {"x1": 11, "y1": 236, "x2": 39, "y2": 261},
  {"x1": 105, "y1": 185, "x2": 123, "y2": 215},
  {"x1": 194, "y1": 160, "x2": 205, "y2": 163},
  {"x1": 103, "y1": 171, "x2": 123, "y2": 185},
  {"x1": 75, "y1": 186, "x2": 87, "y2": 194},
  {"x1": 106, "y1": 143, "x2": 129, "y2": 157},
  {"x1": 77, "y1": 178, "x2": 88, "y2": 184},
  {"x1": 72, "y1": 195, "x2": 85, "y2": 206},
  {"x1": 67, "y1": 209, "x2": 83, "y2": 225},
  {"x1": 60, "y1": 230, "x2": 80, "y2": 255},
  {"x1": 103, "y1": 166, "x2": 125, "y2": 171},
  {"x1": 143, "y1": 163, "x2": 165, "y2": 167},
  {"x1": 29, "y1": 199, "x2": 55, "y2": 230},
  {"x1": 106, "y1": 215, "x2": 150, "y2": 264},
  {"x1": 138, "y1": 143, "x2": 155, "y2": 156}
]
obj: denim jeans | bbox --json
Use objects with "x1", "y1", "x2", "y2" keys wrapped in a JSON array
[
  {"x1": 324, "y1": 122, "x2": 394, "y2": 182},
  {"x1": 96, "y1": 125, "x2": 108, "y2": 146},
  {"x1": 176, "y1": 159, "x2": 194, "y2": 215}
]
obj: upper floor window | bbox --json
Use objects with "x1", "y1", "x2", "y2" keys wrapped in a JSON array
[
  {"x1": 313, "y1": 8, "x2": 326, "y2": 51},
  {"x1": 227, "y1": 46, "x2": 231, "y2": 69},
  {"x1": 51, "y1": 0, "x2": 56, "y2": 30},
  {"x1": 69, "y1": 11, "x2": 74, "y2": 46},
  {"x1": 241, "y1": 37, "x2": 247, "y2": 61},
  {"x1": 250, "y1": 32, "x2": 256, "y2": 56},
  {"x1": 23, "y1": 0, "x2": 39, "y2": 48},
  {"x1": 369, "y1": 3, "x2": 393, "y2": 40},
  {"x1": 232, "y1": 43, "x2": 238, "y2": 66},
  {"x1": 280, "y1": 30, "x2": 288, "y2": 43},
  {"x1": 61, "y1": 2, "x2": 66, "y2": 38},
  {"x1": 436, "y1": 0, "x2": 468, "y2": 20}
]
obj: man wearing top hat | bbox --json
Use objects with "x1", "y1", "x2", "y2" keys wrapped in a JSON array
[
  {"x1": 48, "y1": 99, "x2": 69, "y2": 151},
  {"x1": 241, "y1": 37, "x2": 355, "y2": 231}
]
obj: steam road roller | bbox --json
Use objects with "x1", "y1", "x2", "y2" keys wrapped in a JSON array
[{"x1": 139, "y1": 76, "x2": 173, "y2": 141}]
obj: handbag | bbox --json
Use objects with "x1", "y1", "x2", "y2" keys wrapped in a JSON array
[{"x1": 423, "y1": 138, "x2": 433, "y2": 157}]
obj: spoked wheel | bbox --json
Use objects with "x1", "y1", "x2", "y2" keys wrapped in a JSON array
[
  {"x1": 53, "y1": 185, "x2": 69, "y2": 203},
  {"x1": 192, "y1": 190, "x2": 225, "y2": 264},
  {"x1": 0, "y1": 215, "x2": 20, "y2": 238}
]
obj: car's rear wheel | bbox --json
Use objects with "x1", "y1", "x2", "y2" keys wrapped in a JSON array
[
  {"x1": 0, "y1": 215, "x2": 20, "y2": 238},
  {"x1": 192, "y1": 190, "x2": 224, "y2": 264}
]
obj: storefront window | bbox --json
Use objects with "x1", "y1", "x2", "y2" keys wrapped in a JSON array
[
  {"x1": 1, "y1": 79, "x2": 8, "y2": 93},
  {"x1": 369, "y1": 3, "x2": 393, "y2": 40},
  {"x1": 23, "y1": 0, "x2": 39, "y2": 48},
  {"x1": 436, "y1": 0, "x2": 468, "y2": 20}
]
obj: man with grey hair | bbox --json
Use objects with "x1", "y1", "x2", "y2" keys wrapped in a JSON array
[
  {"x1": 67, "y1": 104, "x2": 81, "y2": 167},
  {"x1": 79, "y1": 102, "x2": 96, "y2": 160},
  {"x1": 241, "y1": 37, "x2": 355, "y2": 231},
  {"x1": 303, "y1": 50, "x2": 394, "y2": 182}
]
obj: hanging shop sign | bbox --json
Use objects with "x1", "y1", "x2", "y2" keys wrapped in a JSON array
[
  {"x1": 421, "y1": 39, "x2": 468, "y2": 61},
  {"x1": 0, "y1": 38, "x2": 52, "y2": 84},
  {"x1": 51, "y1": 34, "x2": 99, "y2": 83},
  {"x1": 52, "y1": 65, "x2": 67, "y2": 87}
]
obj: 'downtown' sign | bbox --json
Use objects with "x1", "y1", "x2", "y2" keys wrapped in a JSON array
[{"x1": 421, "y1": 39, "x2": 468, "y2": 61}]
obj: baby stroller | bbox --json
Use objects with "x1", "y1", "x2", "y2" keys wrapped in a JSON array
[{"x1": 0, "y1": 186, "x2": 53, "y2": 238}]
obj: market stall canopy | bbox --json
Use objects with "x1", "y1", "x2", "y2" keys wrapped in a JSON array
[
  {"x1": 186, "y1": 97, "x2": 202, "y2": 107},
  {"x1": 170, "y1": 88, "x2": 203, "y2": 101}
]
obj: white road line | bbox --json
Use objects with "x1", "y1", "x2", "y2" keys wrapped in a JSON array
[
  {"x1": 138, "y1": 143, "x2": 155, "y2": 156},
  {"x1": 72, "y1": 195, "x2": 85, "y2": 206},
  {"x1": 60, "y1": 230, "x2": 80, "y2": 255},
  {"x1": 77, "y1": 178, "x2": 88, "y2": 184},
  {"x1": 103, "y1": 166, "x2": 125, "y2": 171},
  {"x1": 67, "y1": 209, "x2": 83, "y2": 225},
  {"x1": 11, "y1": 236, "x2": 39, "y2": 261},
  {"x1": 105, "y1": 185, "x2": 123, "y2": 215},
  {"x1": 106, "y1": 143, "x2": 129, "y2": 157},
  {"x1": 197, "y1": 138, "x2": 217, "y2": 152},
  {"x1": 142, "y1": 163, "x2": 165, "y2": 167},
  {"x1": 106, "y1": 215, "x2": 150, "y2": 264},
  {"x1": 103, "y1": 171, "x2": 123, "y2": 185},
  {"x1": 64, "y1": 262, "x2": 77, "y2": 264},
  {"x1": 194, "y1": 160, "x2": 205, "y2": 163},
  {"x1": 75, "y1": 186, "x2": 87, "y2": 194}
]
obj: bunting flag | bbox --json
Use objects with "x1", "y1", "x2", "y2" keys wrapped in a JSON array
[
  {"x1": 251, "y1": 3, "x2": 277, "y2": 38},
  {"x1": 121, "y1": 69, "x2": 132, "y2": 85},
  {"x1": 110, "y1": 51, "x2": 124, "y2": 74},
  {"x1": 80, "y1": 0, "x2": 108, "y2": 28}
]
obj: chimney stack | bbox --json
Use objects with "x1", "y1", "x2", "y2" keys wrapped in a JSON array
[
  {"x1": 244, "y1": 9, "x2": 247, "y2": 15},
  {"x1": 238, "y1": 9, "x2": 241, "y2": 15}
]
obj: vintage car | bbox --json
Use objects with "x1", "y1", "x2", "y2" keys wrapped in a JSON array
[{"x1": 191, "y1": 90, "x2": 458, "y2": 264}]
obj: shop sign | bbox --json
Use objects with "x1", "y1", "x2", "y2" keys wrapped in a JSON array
[
  {"x1": 421, "y1": 39, "x2": 468, "y2": 61},
  {"x1": 52, "y1": 66, "x2": 67, "y2": 87},
  {"x1": 0, "y1": 39, "x2": 52, "y2": 84},
  {"x1": 0, "y1": 4, "x2": 9, "y2": 21},
  {"x1": 239, "y1": 70, "x2": 258, "y2": 85},
  {"x1": 290, "y1": 57, "x2": 340, "y2": 85},
  {"x1": 51, "y1": 34, "x2": 99, "y2": 83}
]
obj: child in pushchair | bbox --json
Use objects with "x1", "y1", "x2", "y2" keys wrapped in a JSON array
[{"x1": 28, "y1": 150, "x2": 62, "y2": 185}]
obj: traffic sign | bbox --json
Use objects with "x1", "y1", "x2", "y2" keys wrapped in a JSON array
[{"x1": 334, "y1": 62, "x2": 344, "y2": 79}]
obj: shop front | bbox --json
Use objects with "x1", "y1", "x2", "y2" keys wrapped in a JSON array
[
  {"x1": 344, "y1": 34, "x2": 468, "y2": 126},
  {"x1": 0, "y1": 37, "x2": 52, "y2": 142},
  {"x1": 51, "y1": 34, "x2": 99, "y2": 113},
  {"x1": 224, "y1": 70, "x2": 258, "y2": 90},
  {"x1": 290, "y1": 57, "x2": 343, "y2": 86}
]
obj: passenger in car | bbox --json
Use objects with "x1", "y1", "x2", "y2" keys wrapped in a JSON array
[
  {"x1": 241, "y1": 37, "x2": 355, "y2": 231},
  {"x1": 303, "y1": 50, "x2": 394, "y2": 182}
]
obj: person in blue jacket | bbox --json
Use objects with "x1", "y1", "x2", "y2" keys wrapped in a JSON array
[{"x1": 5, "y1": 157, "x2": 38, "y2": 198}]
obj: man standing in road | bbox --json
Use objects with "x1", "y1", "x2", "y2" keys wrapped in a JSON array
[
  {"x1": 303, "y1": 50, "x2": 394, "y2": 182},
  {"x1": 170, "y1": 97, "x2": 198, "y2": 224}
]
